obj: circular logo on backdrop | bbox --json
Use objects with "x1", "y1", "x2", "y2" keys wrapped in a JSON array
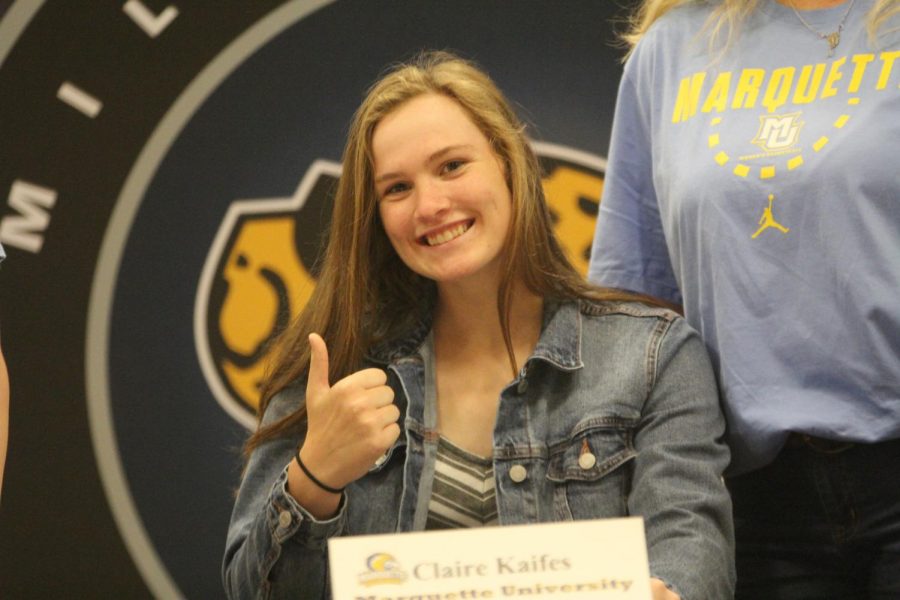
[{"x1": 1, "y1": 1, "x2": 625, "y2": 596}]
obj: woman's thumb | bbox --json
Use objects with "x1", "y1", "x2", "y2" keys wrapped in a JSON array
[{"x1": 305, "y1": 333, "x2": 331, "y2": 401}]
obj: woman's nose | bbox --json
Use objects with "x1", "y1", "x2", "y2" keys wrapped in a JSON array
[{"x1": 413, "y1": 180, "x2": 450, "y2": 221}]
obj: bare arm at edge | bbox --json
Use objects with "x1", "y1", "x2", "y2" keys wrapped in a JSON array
[{"x1": 0, "y1": 344, "x2": 9, "y2": 499}]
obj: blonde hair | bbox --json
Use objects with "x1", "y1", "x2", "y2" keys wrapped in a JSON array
[
  {"x1": 623, "y1": 0, "x2": 900, "y2": 56},
  {"x1": 246, "y1": 51, "x2": 646, "y2": 451}
]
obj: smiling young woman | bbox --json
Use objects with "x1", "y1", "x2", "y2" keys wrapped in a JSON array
[{"x1": 223, "y1": 51, "x2": 735, "y2": 600}]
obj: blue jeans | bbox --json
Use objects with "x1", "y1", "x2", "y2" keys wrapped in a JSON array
[{"x1": 728, "y1": 436, "x2": 900, "y2": 599}]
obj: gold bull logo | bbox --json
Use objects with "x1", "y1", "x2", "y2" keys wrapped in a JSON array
[{"x1": 196, "y1": 145, "x2": 605, "y2": 428}]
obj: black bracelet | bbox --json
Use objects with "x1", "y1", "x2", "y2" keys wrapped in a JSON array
[{"x1": 295, "y1": 450, "x2": 344, "y2": 494}]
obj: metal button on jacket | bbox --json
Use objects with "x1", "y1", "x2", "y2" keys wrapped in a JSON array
[
  {"x1": 578, "y1": 452, "x2": 597, "y2": 470},
  {"x1": 516, "y1": 378, "x2": 528, "y2": 394},
  {"x1": 277, "y1": 510, "x2": 292, "y2": 529},
  {"x1": 509, "y1": 464, "x2": 528, "y2": 483}
]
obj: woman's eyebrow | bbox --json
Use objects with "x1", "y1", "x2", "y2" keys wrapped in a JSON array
[
  {"x1": 374, "y1": 144, "x2": 475, "y2": 184},
  {"x1": 427, "y1": 144, "x2": 473, "y2": 164}
]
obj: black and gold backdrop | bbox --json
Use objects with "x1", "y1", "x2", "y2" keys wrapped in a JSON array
[{"x1": 0, "y1": 1, "x2": 631, "y2": 597}]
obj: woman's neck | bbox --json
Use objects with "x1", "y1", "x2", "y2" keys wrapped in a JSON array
[{"x1": 433, "y1": 278, "x2": 543, "y2": 370}]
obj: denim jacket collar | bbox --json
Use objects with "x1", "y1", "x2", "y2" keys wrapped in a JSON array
[{"x1": 527, "y1": 300, "x2": 583, "y2": 372}]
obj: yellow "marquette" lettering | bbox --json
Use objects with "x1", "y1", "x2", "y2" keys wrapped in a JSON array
[
  {"x1": 672, "y1": 72, "x2": 706, "y2": 123},
  {"x1": 671, "y1": 52, "x2": 893, "y2": 123},
  {"x1": 876, "y1": 50, "x2": 900, "y2": 89}
]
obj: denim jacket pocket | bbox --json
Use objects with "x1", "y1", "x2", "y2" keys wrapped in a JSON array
[{"x1": 546, "y1": 417, "x2": 637, "y2": 521}]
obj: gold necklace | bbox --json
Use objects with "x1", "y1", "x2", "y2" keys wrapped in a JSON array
[{"x1": 789, "y1": 0, "x2": 857, "y2": 57}]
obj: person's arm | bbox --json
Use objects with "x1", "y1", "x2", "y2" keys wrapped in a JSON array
[
  {"x1": 1, "y1": 244, "x2": 8, "y2": 499},
  {"x1": 222, "y1": 387, "x2": 346, "y2": 600},
  {"x1": 223, "y1": 335, "x2": 400, "y2": 599},
  {"x1": 588, "y1": 50, "x2": 682, "y2": 309},
  {"x1": 0, "y1": 344, "x2": 8, "y2": 500},
  {"x1": 630, "y1": 316, "x2": 735, "y2": 600}
]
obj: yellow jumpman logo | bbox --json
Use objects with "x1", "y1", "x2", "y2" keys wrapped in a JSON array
[{"x1": 752, "y1": 194, "x2": 790, "y2": 239}]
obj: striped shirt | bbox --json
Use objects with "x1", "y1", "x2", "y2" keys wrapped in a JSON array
[{"x1": 426, "y1": 436, "x2": 498, "y2": 529}]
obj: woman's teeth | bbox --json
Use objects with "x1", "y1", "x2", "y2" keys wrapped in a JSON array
[{"x1": 426, "y1": 222, "x2": 470, "y2": 246}]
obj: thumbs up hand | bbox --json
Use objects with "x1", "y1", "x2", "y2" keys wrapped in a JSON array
[{"x1": 297, "y1": 333, "x2": 401, "y2": 493}]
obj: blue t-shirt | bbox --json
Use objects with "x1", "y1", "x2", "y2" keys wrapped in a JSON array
[{"x1": 589, "y1": 0, "x2": 900, "y2": 474}]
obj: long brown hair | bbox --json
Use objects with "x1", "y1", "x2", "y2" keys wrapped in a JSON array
[{"x1": 245, "y1": 51, "x2": 647, "y2": 453}]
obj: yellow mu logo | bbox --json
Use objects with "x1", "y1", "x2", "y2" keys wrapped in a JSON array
[
  {"x1": 751, "y1": 113, "x2": 804, "y2": 153},
  {"x1": 196, "y1": 145, "x2": 605, "y2": 427}
]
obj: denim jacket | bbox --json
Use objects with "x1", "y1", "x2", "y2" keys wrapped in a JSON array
[{"x1": 223, "y1": 300, "x2": 735, "y2": 599}]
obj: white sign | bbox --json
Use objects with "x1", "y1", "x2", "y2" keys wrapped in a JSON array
[{"x1": 328, "y1": 518, "x2": 652, "y2": 599}]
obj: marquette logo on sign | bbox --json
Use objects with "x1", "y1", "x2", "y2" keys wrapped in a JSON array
[
  {"x1": 196, "y1": 144, "x2": 605, "y2": 429},
  {"x1": 358, "y1": 553, "x2": 408, "y2": 587},
  {"x1": 751, "y1": 113, "x2": 804, "y2": 154}
]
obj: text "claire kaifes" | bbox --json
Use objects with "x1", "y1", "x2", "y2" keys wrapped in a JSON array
[{"x1": 412, "y1": 554, "x2": 571, "y2": 580}]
